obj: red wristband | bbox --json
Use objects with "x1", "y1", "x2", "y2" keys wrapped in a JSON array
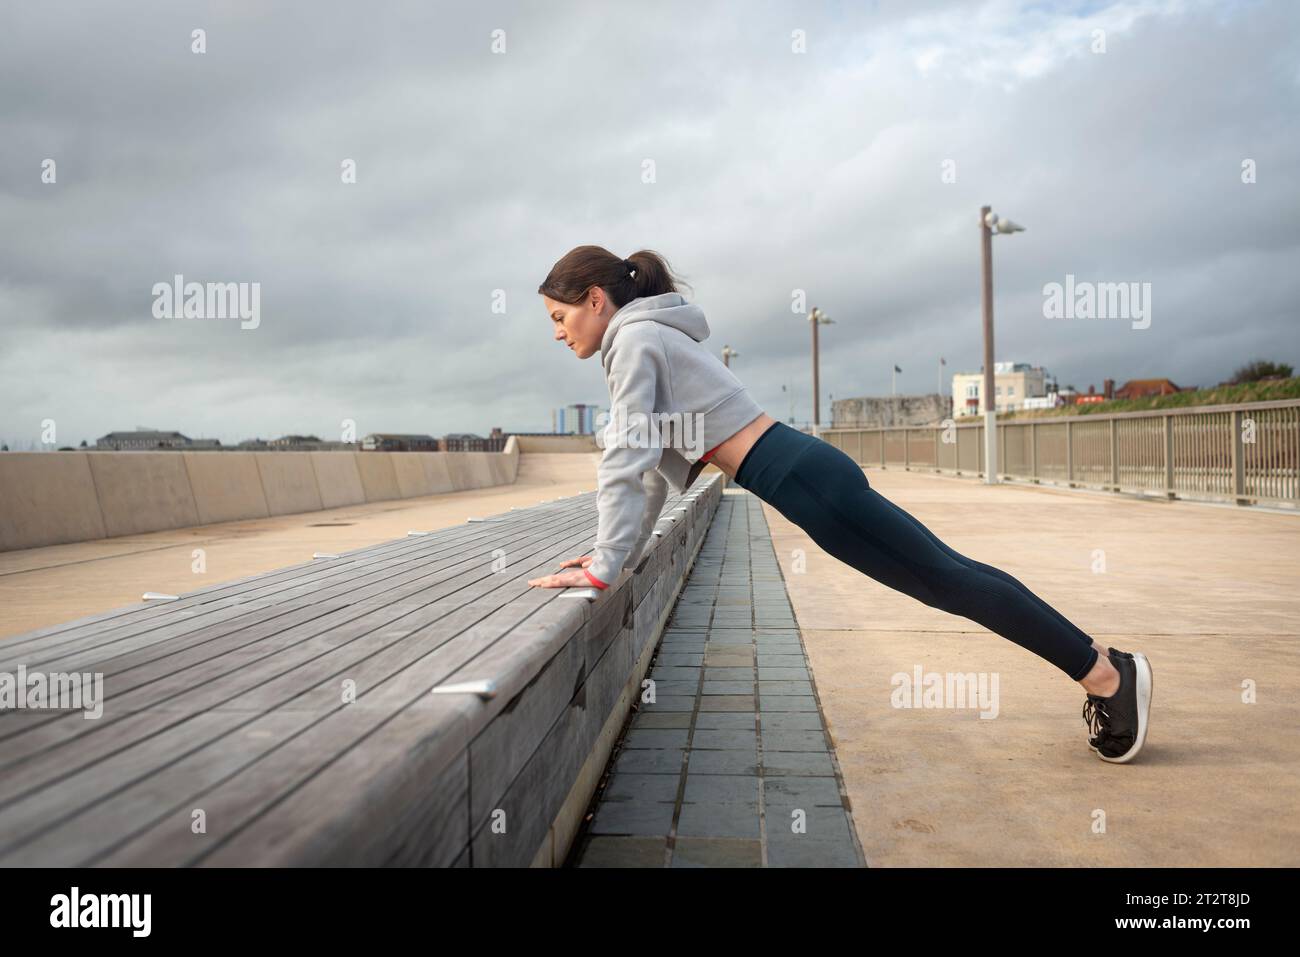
[{"x1": 583, "y1": 567, "x2": 609, "y2": 589}]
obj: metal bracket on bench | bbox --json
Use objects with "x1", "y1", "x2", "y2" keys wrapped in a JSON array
[
  {"x1": 312, "y1": 552, "x2": 340, "y2": 559},
  {"x1": 560, "y1": 588, "x2": 600, "y2": 601},
  {"x1": 142, "y1": 592, "x2": 179, "y2": 601},
  {"x1": 431, "y1": 678, "x2": 498, "y2": 699}
]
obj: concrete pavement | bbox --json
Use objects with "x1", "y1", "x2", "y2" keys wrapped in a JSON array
[{"x1": 761, "y1": 467, "x2": 1299, "y2": 865}]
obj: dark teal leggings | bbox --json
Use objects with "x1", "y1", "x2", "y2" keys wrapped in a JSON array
[{"x1": 733, "y1": 421, "x2": 1100, "y2": 681}]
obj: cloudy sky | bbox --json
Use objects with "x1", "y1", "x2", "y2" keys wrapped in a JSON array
[{"x1": 1, "y1": 0, "x2": 1296, "y2": 449}]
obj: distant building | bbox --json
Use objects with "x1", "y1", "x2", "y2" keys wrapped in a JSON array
[
  {"x1": 269, "y1": 434, "x2": 323, "y2": 450},
  {"x1": 257, "y1": 435, "x2": 357, "y2": 451},
  {"x1": 1053, "y1": 383, "x2": 1104, "y2": 406},
  {"x1": 96, "y1": 429, "x2": 204, "y2": 450},
  {"x1": 442, "y1": 432, "x2": 507, "y2": 452},
  {"x1": 553, "y1": 404, "x2": 603, "y2": 435},
  {"x1": 362, "y1": 433, "x2": 439, "y2": 452},
  {"x1": 952, "y1": 362, "x2": 1048, "y2": 416},
  {"x1": 1114, "y1": 378, "x2": 1188, "y2": 400}
]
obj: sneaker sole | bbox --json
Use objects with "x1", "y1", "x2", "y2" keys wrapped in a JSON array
[{"x1": 1097, "y1": 652, "x2": 1152, "y2": 764}]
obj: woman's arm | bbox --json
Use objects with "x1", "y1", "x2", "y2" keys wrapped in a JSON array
[
  {"x1": 626, "y1": 466, "x2": 669, "y2": 572},
  {"x1": 547, "y1": 466, "x2": 666, "y2": 583},
  {"x1": 584, "y1": 326, "x2": 670, "y2": 588}
]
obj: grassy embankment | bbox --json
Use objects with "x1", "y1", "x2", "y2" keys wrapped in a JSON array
[{"x1": 1001, "y1": 377, "x2": 1300, "y2": 420}]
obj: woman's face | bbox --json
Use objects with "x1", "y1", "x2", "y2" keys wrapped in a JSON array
[{"x1": 544, "y1": 286, "x2": 614, "y2": 360}]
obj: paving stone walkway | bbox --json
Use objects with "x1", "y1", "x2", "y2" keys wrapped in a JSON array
[{"x1": 570, "y1": 488, "x2": 867, "y2": 867}]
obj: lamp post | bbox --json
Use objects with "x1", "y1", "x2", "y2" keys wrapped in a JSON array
[
  {"x1": 808, "y1": 306, "x2": 834, "y2": 437},
  {"x1": 979, "y1": 206, "x2": 1025, "y2": 485}
]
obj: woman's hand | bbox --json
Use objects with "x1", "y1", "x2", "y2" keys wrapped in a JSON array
[
  {"x1": 527, "y1": 555, "x2": 595, "y2": 588},
  {"x1": 527, "y1": 568, "x2": 593, "y2": 588}
]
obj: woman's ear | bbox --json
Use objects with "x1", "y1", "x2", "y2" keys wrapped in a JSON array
[{"x1": 591, "y1": 285, "x2": 614, "y2": 318}]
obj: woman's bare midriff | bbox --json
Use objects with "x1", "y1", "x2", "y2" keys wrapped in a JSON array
[{"x1": 704, "y1": 412, "x2": 778, "y2": 479}]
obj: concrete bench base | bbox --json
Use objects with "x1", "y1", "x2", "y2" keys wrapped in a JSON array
[{"x1": 529, "y1": 565, "x2": 692, "y2": 867}]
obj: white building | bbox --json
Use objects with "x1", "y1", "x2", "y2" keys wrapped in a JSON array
[{"x1": 951, "y1": 362, "x2": 1049, "y2": 417}]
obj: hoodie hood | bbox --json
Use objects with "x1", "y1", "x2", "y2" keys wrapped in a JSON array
[{"x1": 599, "y1": 292, "x2": 710, "y2": 368}]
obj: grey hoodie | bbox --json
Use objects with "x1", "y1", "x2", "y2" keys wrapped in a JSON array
[{"x1": 584, "y1": 292, "x2": 765, "y2": 587}]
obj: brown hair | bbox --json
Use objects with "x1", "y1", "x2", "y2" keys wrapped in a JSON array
[{"x1": 537, "y1": 245, "x2": 693, "y2": 308}]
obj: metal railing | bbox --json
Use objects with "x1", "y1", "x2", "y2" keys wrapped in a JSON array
[{"x1": 821, "y1": 399, "x2": 1300, "y2": 508}]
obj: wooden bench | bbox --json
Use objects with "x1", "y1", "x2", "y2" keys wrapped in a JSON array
[{"x1": 0, "y1": 474, "x2": 722, "y2": 866}]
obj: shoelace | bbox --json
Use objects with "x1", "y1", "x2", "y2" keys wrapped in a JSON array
[{"x1": 1082, "y1": 696, "x2": 1111, "y2": 744}]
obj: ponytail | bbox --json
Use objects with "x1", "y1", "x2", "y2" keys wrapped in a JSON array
[{"x1": 538, "y1": 246, "x2": 692, "y2": 307}]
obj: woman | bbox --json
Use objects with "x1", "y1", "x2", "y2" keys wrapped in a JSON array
[{"x1": 527, "y1": 245, "x2": 1153, "y2": 764}]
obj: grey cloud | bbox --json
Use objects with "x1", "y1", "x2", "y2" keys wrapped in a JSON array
[{"x1": 0, "y1": 0, "x2": 1296, "y2": 450}]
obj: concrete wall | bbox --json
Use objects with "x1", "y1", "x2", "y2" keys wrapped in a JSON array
[
  {"x1": 514, "y1": 434, "x2": 599, "y2": 453},
  {"x1": 0, "y1": 434, "x2": 522, "y2": 552},
  {"x1": 832, "y1": 394, "x2": 950, "y2": 429}
]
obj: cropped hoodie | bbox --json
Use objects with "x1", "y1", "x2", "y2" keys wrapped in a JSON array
[{"x1": 583, "y1": 292, "x2": 764, "y2": 588}]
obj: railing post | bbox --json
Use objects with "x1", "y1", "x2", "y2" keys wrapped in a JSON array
[
  {"x1": 1231, "y1": 409, "x2": 1245, "y2": 505},
  {"x1": 934, "y1": 426, "x2": 940, "y2": 473},
  {"x1": 1294, "y1": 410, "x2": 1300, "y2": 505},
  {"x1": 904, "y1": 430, "x2": 910, "y2": 470},
  {"x1": 880, "y1": 430, "x2": 885, "y2": 468},
  {"x1": 856, "y1": 429, "x2": 863, "y2": 465},
  {"x1": 1109, "y1": 418, "x2": 1119, "y2": 491},
  {"x1": 1030, "y1": 421, "x2": 1038, "y2": 482},
  {"x1": 1066, "y1": 420, "x2": 1074, "y2": 486},
  {"x1": 1164, "y1": 414, "x2": 1175, "y2": 500}
]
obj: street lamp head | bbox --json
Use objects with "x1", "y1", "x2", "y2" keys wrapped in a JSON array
[{"x1": 984, "y1": 210, "x2": 1026, "y2": 234}]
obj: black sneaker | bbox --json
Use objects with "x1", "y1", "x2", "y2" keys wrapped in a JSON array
[{"x1": 1081, "y1": 647, "x2": 1152, "y2": 763}]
